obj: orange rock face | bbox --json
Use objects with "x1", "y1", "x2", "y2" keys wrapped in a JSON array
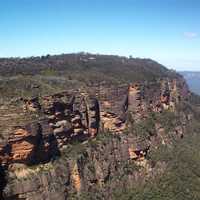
[
  {"x1": 10, "y1": 139, "x2": 34, "y2": 162},
  {"x1": 72, "y1": 163, "x2": 81, "y2": 192},
  {"x1": 0, "y1": 78, "x2": 189, "y2": 167},
  {"x1": 5, "y1": 126, "x2": 42, "y2": 165},
  {"x1": 8, "y1": 129, "x2": 34, "y2": 164},
  {"x1": 128, "y1": 147, "x2": 138, "y2": 160}
]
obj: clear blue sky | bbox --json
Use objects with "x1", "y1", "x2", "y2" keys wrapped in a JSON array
[{"x1": 0, "y1": 0, "x2": 199, "y2": 71}]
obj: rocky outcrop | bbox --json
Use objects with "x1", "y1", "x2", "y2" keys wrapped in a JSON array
[
  {"x1": 8, "y1": 124, "x2": 42, "y2": 164},
  {"x1": 0, "y1": 92, "x2": 101, "y2": 166},
  {"x1": 2, "y1": 133, "x2": 152, "y2": 200},
  {"x1": 0, "y1": 77, "x2": 191, "y2": 199},
  {"x1": 0, "y1": 78, "x2": 189, "y2": 165},
  {"x1": 22, "y1": 97, "x2": 41, "y2": 112}
]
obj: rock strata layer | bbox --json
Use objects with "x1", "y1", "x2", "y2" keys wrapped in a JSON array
[{"x1": 0, "y1": 78, "x2": 191, "y2": 199}]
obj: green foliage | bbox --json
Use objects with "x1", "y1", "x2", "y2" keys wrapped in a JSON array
[
  {"x1": 121, "y1": 160, "x2": 141, "y2": 175},
  {"x1": 134, "y1": 114, "x2": 156, "y2": 139},
  {"x1": 112, "y1": 132, "x2": 200, "y2": 200},
  {"x1": 40, "y1": 68, "x2": 59, "y2": 76},
  {"x1": 156, "y1": 111, "x2": 179, "y2": 133},
  {"x1": 0, "y1": 53, "x2": 179, "y2": 101}
]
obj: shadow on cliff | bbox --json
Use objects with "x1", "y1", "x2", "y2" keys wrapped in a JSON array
[
  {"x1": 15, "y1": 123, "x2": 62, "y2": 166},
  {"x1": 34, "y1": 124, "x2": 61, "y2": 165},
  {"x1": 0, "y1": 164, "x2": 7, "y2": 200}
]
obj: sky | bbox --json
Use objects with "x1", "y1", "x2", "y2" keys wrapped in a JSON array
[{"x1": 0, "y1": 0, "x2": 200, "y2": 71}]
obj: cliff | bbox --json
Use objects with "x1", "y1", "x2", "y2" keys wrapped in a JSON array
[
  {"x1": 0, "y1": 53, "x2": 199, "y2": 200},
  {"x1": 0, "y1": 78, "x2": 193, "y2": 199}
]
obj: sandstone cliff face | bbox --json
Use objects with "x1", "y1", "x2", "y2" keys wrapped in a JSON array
[
  {"x1": 8, "y1": 124, "x2": 42, "y2": 164},
  {"x1": 0, "y1": 92, "x2": 101, "y2": 166},
  {"x1": 2, "y1": 134, "x2": 151, "y2": 200},
  {"x1": 0, "y1": 77, "x2": 191, "y2": 199}
]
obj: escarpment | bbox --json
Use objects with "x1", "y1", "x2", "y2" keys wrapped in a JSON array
[{"x1": 0, "y1": 73, "x2": 194, "y2": 199}]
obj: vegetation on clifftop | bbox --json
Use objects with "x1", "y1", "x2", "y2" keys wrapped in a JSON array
[{"x1": 0, "y1": 53, "x2": 178, "y2": 101}]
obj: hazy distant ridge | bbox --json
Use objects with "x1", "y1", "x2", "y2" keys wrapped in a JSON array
[{"x1": 180, "y1": 71, "x2": 200, "y2": 95}]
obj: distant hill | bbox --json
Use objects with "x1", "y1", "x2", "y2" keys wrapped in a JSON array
[{"x1": 180, "y1": 71, "x2": 200, "y2": 95}]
